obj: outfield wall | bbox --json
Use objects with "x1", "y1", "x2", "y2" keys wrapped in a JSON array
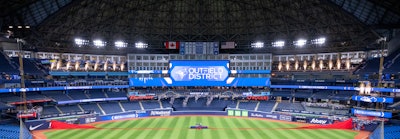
[{"x1": 26, "y1": 108, "x2": 343, "y2": 131}]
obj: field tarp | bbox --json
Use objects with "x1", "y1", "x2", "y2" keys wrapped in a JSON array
[
  {"x1": 300, "y1": 118, "x2": 353, "y2": 129},
  {"x1": 49, "y1": 120, "x2": 95, "y2": 129}
]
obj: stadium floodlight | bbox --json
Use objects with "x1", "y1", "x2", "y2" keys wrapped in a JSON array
[
  {"x1": 135, "y1": 42, "x2": 148, "y2": 48},
  {"x1": 272, "y1": 41, "x2": 285, "y2": 47},
  {"x1": 294, "y1": 39, "x2": 307, "y2": 47},
  {"x1": 93, "y1": 39, "x2": 106, "y2": 47},
  {"x1": 74, "y1": 38, "x2": 89, "y2": 46},
  {"x1": 251, "y1": 42, "x2": 264, "y2": 48},
  {"x1": 312, "y1": 37, "x2": 326, "y2": 45},
  {"x1": 115, "y1": 41, "x2": 128, "y2": 48}
]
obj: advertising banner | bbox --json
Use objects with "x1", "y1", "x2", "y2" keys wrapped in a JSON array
[
  {"x1": 96, "y1": 109, "x2": 172, "y2": 121},
  {"x1": 352, "y1": 108, "x2": 392, "y2": 118},
  {"x1": 2, "y1": 85, "x2": 400, "y2": 94},
  {"x1": 25, "y1": 114, "x2": 96, "y2": 131},
  {"x1": 352, "y1": 96, "x2": 394, "y2": 103},
  {"x1": 234, "y1": 110, "x2": 242, "y2": 116},
  {"x1": 41, "y1": 111, "x2": 92, "y2": 119},
  {"x1": 129, "y1": 70, "x2": 163, "y2": 74},
  {"x1": 169, "y1": 60, "x2": 229, "y2": 84},
  {"x1": 306, "y1": 118, "x2": 333, "y2": 124},
  {"x1": 129, "y1": 77, "x2": 270, "y2": 87},
  {"x1": 227, "y1": 110, "x2": 234, "y2": 116},
  {"x1": 248, "y1": 111, "x2": 279, "y2": 120},
  {"x1": 234, "y1": 70, "x2": 271, "y2": 74},
  {"x1": 172, "y1": 111, "x2": 227, "y2": 115},
  {"x1": 25, "y1": 121, "x2": 51, "y2": 131},
  {"x1": 0, "y1": 85, "x2": 129, "y2": 93},
  {"x1": 141, "y1": 109, "x2": 172, "y2": 117},
  {"x1": 279, "y1": 115, "x2": 293, "y2": 121},
  {"x1": 293, "y1": 115, "x2": 307, "y2": 123},
  {"x1": 58, "y1": 97, "x2": 127, "y2": 104}
]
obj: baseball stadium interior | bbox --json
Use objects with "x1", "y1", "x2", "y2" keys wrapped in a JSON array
[{"x1": 0, "y1": 0, "x2": 400, "y2": 139}]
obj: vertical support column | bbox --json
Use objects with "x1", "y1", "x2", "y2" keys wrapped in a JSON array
[{"x1": 17, "y1": 39, "x2": 27, "y2": 139}]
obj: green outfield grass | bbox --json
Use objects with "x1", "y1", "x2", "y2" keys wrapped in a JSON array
[{"x1": 43, "y1": 116, "x2": 358, "y2": 139}]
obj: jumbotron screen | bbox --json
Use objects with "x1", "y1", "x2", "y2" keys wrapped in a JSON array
[{"x1": 129, "y1": 60, "x2": 270, "y2": 87}]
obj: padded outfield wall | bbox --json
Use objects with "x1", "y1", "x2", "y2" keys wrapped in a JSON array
[{"x1": 25, "y1": 108, "x2": 343, "y2": 131}]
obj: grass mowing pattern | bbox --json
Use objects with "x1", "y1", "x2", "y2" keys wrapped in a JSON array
[{"x1": 43, "y1": 116, "x2": 357, "y2": 139}]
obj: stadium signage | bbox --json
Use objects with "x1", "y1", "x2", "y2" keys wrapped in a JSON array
[
  {"x1": 250, "y1": 113, "x2": 264, "y2": 118},
  {"x1": 170, "y1": 66, "x2": 228, "y2": 81},
  {"x1": 265, "y1": 114, "x2": 278, "y2": 119},
  {"x1": 5, "y1": 84, "x2": 400, "y2": 93},
  {"x1": 139, "y1": 77, "x2": 153, "y2": 83},
  {"x1": 294, "y1": 115, "x2": 307, "y2": 119},
  {"x1": 40, "y1": 111, "x2": 92, "y2": 119},
  {"x1": 29, "y1": 123, "x2": 44, "y2": 130},
  {"x1": 25, "y1": 121, "x2": 50, "y2": 131},
  {"x1": 57, "y1": 97, "x2": 127, "y2": 104},
  {"x1": 129, "y1": 76, "x2": 270, "y2": 87},
  {"x1": 84, "y1": 117, "x2": 97, "y2": 124},
  {"x1": 242, "y1": 92, "x2": 253, "y2": 96},
  {"x1": 112, "y1": 114, "x2": 138, "y2": 120},
  {"x1": 299, "y1": 86, "x2": 328, "y2": 89},
  {"x1": 352, "y1": 96, "x2": 394, "y2": 103},
  {"x1": 279, "y1": 115, "x2": 292, "y2": 121},
  {"x1": 17, "y1": 112, "x2": 37, "y2": 118},
  {"x1": 135, "y1": 70, "x2": 155, "y2": 74},
  {"x1": 97, "y1": 109, "x2": 173, "y2": 121},
  {"x1": 309, "y1": 118, "x2": 328, "y2": 124},
  {"x1": 66, "y1": 86, "x2": 93, "y2": 90},
  {"x1": 128, "y1": 60, "x2": 271, "y2": 87},
  {"x1": 247, "y1": 112, "x2": 279, "y2": 119},
  {"x1": 136, "y1": 110, "x2": 146, "y2": 114},
  {"x1": 296, "y1": 120, "x2": 307, "y2": 123},
  {"x1": 246, "y1": 96, "x2": 268, "y2": 101},
  {"x1": 188, "y1": 67, "x2": 224, "y2": 80},
  {"x1": 351, "y1": 108, "x2": 392, "y2": 118},
  {"x1": 190, "y1": 92, "x2": 209, "y2": 95},
  {"x1": 300, "y1": 111, "x2": 313, "y2": 114},
  {"x1": 129, "y1": 95, "x2": 154, "y2": 101},
  {"x1": 150, "y1": 110, "x2": 171, "y2": 116}
]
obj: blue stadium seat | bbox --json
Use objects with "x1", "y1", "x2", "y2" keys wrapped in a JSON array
[
  {"x1": 0, "y1": 124, "x2": 32, "y2": 139},
  {"x1": 141, "y1": 101, "x2": 161, "y2": 109},
  {"x1": 238, "y1": 101, "x2": 258, "y2": 111},
  {"x1": 99, "y1": 102, "x2": 123, "y2": 114},
  {"x1": 276, "y1": 101, "x2": 305, "y2": 111},
  {"x1": 42, "y1": 91, "x2": 71, "y2": 101},
  {"x1": 257, "y1": 101, "x2": 276, "y2": 112},
  {"x1": 80, "y1": 103, "x2": 103, "y2": 114},
  {"x1": 370, "y1": 125, "x2": 400, "y2": 139},
  {"x1": 120, "y1": 101, "x2": 141, "y2": 111}
]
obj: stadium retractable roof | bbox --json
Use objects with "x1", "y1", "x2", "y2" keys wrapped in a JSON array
[{"x1": 0, "y1": 0, "x2": 399, "y2": 54}]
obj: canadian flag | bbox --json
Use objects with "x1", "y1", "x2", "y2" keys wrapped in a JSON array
[{"x1": 164, "y1": 41, "x2": 180, "y2": 49}]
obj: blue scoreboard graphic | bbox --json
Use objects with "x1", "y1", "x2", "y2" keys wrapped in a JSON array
[
  {"x1": 179, "y1": 42, "x2": 219, "y2": 55},
  {"x1": 169, "y1": 60, "x2": 230, "y2": 82},
  {"x1": 129, "y1": 60, "x2": 270, "y2": 87}
]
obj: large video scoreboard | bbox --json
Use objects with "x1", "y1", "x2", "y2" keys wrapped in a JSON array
[{"x1": 129, "y1": 60, "x2": 270, "y2": 87}]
